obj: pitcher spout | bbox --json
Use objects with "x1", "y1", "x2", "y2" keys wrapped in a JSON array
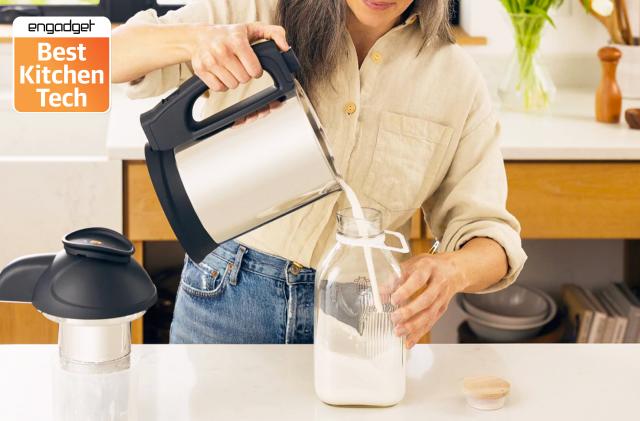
[{"x1": 0, "y1": 254, "x2": 55, "y2": 303}]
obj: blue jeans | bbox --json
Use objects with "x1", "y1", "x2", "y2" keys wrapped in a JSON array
[{"x1": 170, "y1": 241, "x2": 316, "y2": 344}]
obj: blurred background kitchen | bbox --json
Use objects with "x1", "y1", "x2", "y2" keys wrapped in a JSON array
[{"x1": 0, "y1": 0, "x2": 639, "y2": 345}]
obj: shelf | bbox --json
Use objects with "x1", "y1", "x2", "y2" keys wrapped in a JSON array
[{"x1": 452, "y1": 26, "x2": 488, "y2": 46}]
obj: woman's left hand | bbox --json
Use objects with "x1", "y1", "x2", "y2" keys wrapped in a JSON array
[{"x1": 390, "y1": 253, "x2": 467, "y2": 349}]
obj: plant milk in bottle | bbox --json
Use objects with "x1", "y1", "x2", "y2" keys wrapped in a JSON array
[{"x1": 314, "y1": 179, "x2": 407, "y2": 406}]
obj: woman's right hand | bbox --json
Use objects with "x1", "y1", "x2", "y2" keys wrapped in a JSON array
[{"x1": 190, "y1": 22, "x2": 289, "y2": 92}]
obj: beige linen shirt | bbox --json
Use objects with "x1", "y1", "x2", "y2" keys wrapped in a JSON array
[{"x1": 126, "y1": 0, "x2": 527, "y2": 292}]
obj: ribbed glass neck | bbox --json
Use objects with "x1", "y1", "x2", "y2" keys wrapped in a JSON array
[{"x1": 336, "y1": 208, "x2": 383, "y2": 238}]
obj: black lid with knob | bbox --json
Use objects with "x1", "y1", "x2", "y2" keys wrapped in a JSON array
[
  {"x1": 62, "y1": 227, "x2": 135, "y2": 263},
  {"x1": 0, "y1": 228, "x2": 157, "y2": 320}
]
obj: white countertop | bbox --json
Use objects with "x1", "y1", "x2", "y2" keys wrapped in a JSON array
[
  {"x1": 2, "y1": 344, "x2": 639, "y2": 420},
  {"x1": 106, "y1": 85, "x2": 640, "y2": 161},
  {"x1": 500, "y1": 91, "x2": 640, "y2": 160}
]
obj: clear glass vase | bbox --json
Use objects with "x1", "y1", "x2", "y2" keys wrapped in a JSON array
[
  {"x1": 314, "y1": 208, "x2": 408, "y2": 407},
  {"x1": 498, "y1": 14, "x2": 556, "y2": 113}
]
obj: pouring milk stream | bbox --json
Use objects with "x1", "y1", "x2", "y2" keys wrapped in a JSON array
[{"x1": 337, "y1": 178, "x2": 384, "y2": 311}]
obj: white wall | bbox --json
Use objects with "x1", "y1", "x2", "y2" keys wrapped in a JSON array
[
  {"x1": 0, "y1": 43, "x2": 9, "y2": 91},
  {"x1": 459, "y1": 0, "x2": 623, "y2": 91},
  {"x1": 461, "y1": 0, "x2": 611, "y2": 55}
]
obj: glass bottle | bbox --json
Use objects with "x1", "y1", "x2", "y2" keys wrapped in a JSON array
[{"x1": 314, "y1": 208, "x2": 409, "y2": 407}]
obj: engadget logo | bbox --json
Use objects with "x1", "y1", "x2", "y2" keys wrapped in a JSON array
[
  {"x1": 13, "y1": 16, "x2": 111, "y2": 113},
  {"x1": 27, "y1": 19, "x2": 97, "y2": 35}
]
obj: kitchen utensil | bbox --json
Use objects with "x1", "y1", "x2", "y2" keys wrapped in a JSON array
[
  {"x1": 141, "y1": 40, "x2": 341, "y2": 263},
  {"x1": 592, "y1": 0, "x2": 616, "y2": 16},
  {"x1": 616, "y1": 0, "x2": 634, "y2": 44},
  {"x1": 628, "y1": 0, "x2": 640, "y2": 45},
  {"x1": 596, "y1": 46, "x2": 623, "y2": 123},
  {"x1": 587, "y1": 0, "x2": 626, "y2": 43},
  {"x1": 463, "y1": 376, "x2": 510, "y2": 411},
  {"x1": 467, "y1": 318, "x2": 546, "y2": 342},
  {"x1": 462, "y1": 285, "x2": 551, "y2": 325},
  {"x1": 458, "y1": 312, "x2": 567, "y2": 344},
  {"x1": 0, "y1": 228, "x2": 157, "y2": 371},
  {"x1": 457, "y1": 295, "x2": 557, "y2": 342},
  {"x1": 626, "y1": 108, "x2": 640, "y2": 128},
  {"x1": 605, "y1": 14, "x2": 625, "y2": 44}
]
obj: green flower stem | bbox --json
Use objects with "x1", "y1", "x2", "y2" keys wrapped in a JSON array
[{"x1": 511, "y1": 14, "x2": 548, "y2": 110}]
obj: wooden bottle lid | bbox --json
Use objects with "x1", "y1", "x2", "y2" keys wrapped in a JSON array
[{"x1": 463, "y1": 376, "x2": 511, "y2": 410}]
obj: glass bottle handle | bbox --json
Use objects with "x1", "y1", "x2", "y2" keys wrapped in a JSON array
[
  {"x1": 334, "y1": 230, "x2": 409, "y2": 253},
  {"x1": 382, "y1": 230, "x2": 410, "y2": 254}
]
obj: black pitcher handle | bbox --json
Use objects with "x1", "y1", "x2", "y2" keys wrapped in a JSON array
[{"x1": 141, "y1": 40, "x2": 301, "y2": 152}]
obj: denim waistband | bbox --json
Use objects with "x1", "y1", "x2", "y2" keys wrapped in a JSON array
[{"x1": 206, "y1": 240, "x2": 315, "y2": 283}]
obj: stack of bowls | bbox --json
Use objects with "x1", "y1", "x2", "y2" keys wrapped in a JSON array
[{"x1": 458, "y1": 285, "x2": 557, "y2": 342}]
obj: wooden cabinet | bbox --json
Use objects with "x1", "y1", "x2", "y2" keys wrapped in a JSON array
[
  {"x1": 506, "y1": 162, "x2": 640, "y2": 239},
  {"x1": 0, "y1": 304, "x2": 57, "y2": 344},
  {"x1": 123, "y1": 160, "x2": 640, "y2": 243}
]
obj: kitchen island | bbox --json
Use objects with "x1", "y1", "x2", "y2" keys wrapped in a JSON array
[{"x1": 1, "y1": 344, "x2": 638, "y2": 420}]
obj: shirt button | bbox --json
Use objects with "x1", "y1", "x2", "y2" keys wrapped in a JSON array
[
  {"x1": 344, "y1": 102, "x2": 357, "y2": 115},
  {"x1": 371, "y1": 51, "x2": 383, "y2": 63}
]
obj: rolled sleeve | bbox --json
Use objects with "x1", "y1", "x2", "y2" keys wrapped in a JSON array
[
  {"x1": 124, "y1": 1, "x2": 213, "y2": 99},
  {"x1": 424, "y1": 111, "x2": 527, "y2": 294}
]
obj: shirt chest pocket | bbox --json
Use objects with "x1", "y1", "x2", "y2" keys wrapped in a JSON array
[{"x1": 363, "y1": 112, "x2": 453, "y2": 212}]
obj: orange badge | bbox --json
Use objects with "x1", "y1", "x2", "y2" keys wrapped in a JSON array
[{"x1": 13, "y1": 17, "x2": 110, "y2": 113}]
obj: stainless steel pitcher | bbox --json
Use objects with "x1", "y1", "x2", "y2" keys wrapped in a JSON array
[{"x1": 141, "y1": 41, "x2": 341, "y2": 263}]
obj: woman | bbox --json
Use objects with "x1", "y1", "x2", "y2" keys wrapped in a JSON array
[{"x1": 113, "y1": 0, "x2": 526, "y2": 348}]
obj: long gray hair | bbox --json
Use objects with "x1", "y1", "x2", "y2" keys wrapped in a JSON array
[{"x1": 276, "y1": 0, "x2": 454, "y2": 94}]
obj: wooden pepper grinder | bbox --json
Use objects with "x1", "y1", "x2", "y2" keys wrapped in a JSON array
[{"x1": 596, "y1": 46, "x2": 623, "y2": 124}]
